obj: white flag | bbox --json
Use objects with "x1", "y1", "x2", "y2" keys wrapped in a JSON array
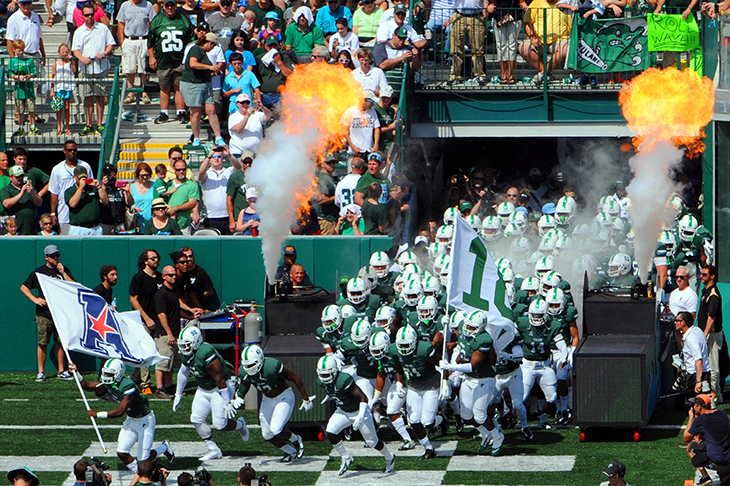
[
  {"x1": 37, "y1": 274, "x2": 168, "y2": 367},
  {"x1": 447, "y1": 216, "x2": 515, "y2": 330}
]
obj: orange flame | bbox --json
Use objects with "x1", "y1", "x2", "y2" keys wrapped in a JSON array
[
  {"x1": 279, "y1": 62, "x2": 365, "y2": 217},
  {"x1": 619, "y1": 67, "x2": 714, "y2": 157}
]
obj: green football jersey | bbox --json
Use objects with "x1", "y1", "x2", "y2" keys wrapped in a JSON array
[
  {"x1": 340, "y1": 336, "x2": 379, "y2": 379},
  {"x1": 394, "y1": 300, "x2": 419, "y2": 327},
  {"x1": 337, "y1": 295, "x2": 380, "y2": 322},
  {"x1": 237, "y1": 357, "x2": 284, "y2": 397},
  {"x1": 551, "y1": 305, "x2": 578, "y2": 348},
  {"x1": 389, "y1": 341, "x2": 437, "y2": 384},
  {"x1": 372, "y1": 283, "x2": 396, "y2": 304},
  {"x1": 315, "y1": 318, "x2": 354, "y2": 353},
  {"x1": 415, "y1": 314, "x2": 444, "y2": 344},
  {"x1": 494, "y1": 336, "x2": 522, "y2": 375},
  {"x1": 104, "y1": 377, "x2": 151, "y2": 418},
  {"x1": 516, "y1": 317, "x2": 562, "y2": 362},
  {"x1": 316, "y1": 371, "x2": 360, "y2": 413},
  {"x1": 148, "y1": 13, "x2": 195, "y2": 69},
  {"x1": 455, "y1": 331, "x2": 495, "y2": 379},
  {"x1": 181, "y1": 342, "x2": 231, "y2": 391}
]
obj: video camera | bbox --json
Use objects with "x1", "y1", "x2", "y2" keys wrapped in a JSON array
[
  {"x1": 85, "y1": 458, "x2": 110, "y2": 486},
  {"x1": 193, "y1": 468, "x2": 212, "y2": 486},
  {"x1": 149, "y1": 458, "x2": 169, "y2": 483}
]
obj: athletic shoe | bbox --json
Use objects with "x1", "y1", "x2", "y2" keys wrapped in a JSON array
[
  {"x1": 438, "y1": 414, "x2": 449, "y2": 435},
  {"x1": 162, "y1": 440, "x2": 175, "y2": 462},
  {"x1": 421, "y1": 448, "x2": 436, "y2": 460},
  {"x1": 97, "y1": 125, "x2": 105, "y2": 135},
  {"x1": 454, "y1": 414, "x2": 464, "y2": 433},
  {"x1": 338, "y1": 457, "x2": 353, "y2": 476},
  {"x1": 292, "y1": 435, "x2": 304, "y2": 459},
  {"x1": 280, "y1": 452, "x2": 296, "y2": 463},
  {"x1": 35, "y1": 372, "x2": 45, "y2": 382},
  {"x1": 80, "y1": 125, "x2": 94, "y2": 136},
  {"x1": 522, "y1": 427, "x2": 534, "y2": 441},
  {"x1": 141, "y1": 93, "x2": 152, "y2": 104},
  {"x1": 28, "y1": 126, "x2": 40, "y2": 135},
  {"x1": 199, "y1": 449, "x2": 223, "y2": 461},
  {"x1": 398, "y1": 440, "x2": 416, "y2": 451},
  {"x1": 58, "y1": 371, "x2": 73, "y2": 380},
  {"x1": 538, "y1": 413, "x2": 552, "y2": 430},
  {"x1": 554, "y1": 410, "x2": 565, "y2": 425},
  {"x1": 491, "y1": 432, "x2": 505, "y2": 456},
  {"x1": 124, "y1": 93, "x2": 136, "y2": 104},
  {"x1": 154, "y1": 113, "x2": 169, "y2": 124},
  {"x1": 155, "y1": 389, "x2": 174, "y2": 399},
  {"x1": 383, "y1": 454, "x2": 395, "y2": 473},
  {"x1": 214, "y1": 137, "x2": 226, "y2": 147},
  {"x1": 237, "y1": 417, "x2": 250, "y2": 441},
  {"x1": 176, "y1": 112, "x2": 190, "y2": 124},
  {"x1": 13, "y1": 128, "x2": 25, "y2": 137},
  {"x1": 697, "y1": 476, "x2": 712, "y2": 486},
  {"x1": 477, "y1": 435, "x2": 492, "y2": 454},
  {"x1": 532, "y1": 72, "x2": 544, "y2": 87},
  {"x1": 343, "y1": 426, "x2": 352, "y2": 441},
  {"x1": 192, "y1": 138, "x2": 201, "y2": 147},
  {"x1": 141, "y1": 385, "x2": 153, "y2": 396}
]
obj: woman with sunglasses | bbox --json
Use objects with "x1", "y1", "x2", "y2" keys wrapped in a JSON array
[
  {"x1": 144, "y1": 198, "x2": 183, "y2": 235},
  {"x1": 125, "y1": 162, "x2": 155, "y2": 232},
  {"x1": 336, "y1": 50, "x2": 355, "y2": 70}
]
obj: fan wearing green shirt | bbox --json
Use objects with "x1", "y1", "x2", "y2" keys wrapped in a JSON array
[
  {"x1": 166, "y1": 158, "x2": 200, "y2": 234},
  {"x1": 284, "y1": 6, "x2": 325, "y2": 63}
]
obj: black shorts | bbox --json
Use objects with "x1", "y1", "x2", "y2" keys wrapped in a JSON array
[{"x1": 689, "y1": 441, "x2": 730, "y2": 476}]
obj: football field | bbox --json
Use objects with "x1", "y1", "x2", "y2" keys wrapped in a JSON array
[{"x1": 0, "y1": 373, "x2": 706, "y2": 486}]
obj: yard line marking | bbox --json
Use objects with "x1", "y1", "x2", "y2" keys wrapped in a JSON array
[
  {"x1": 0, "y1": 424, "x2": 260, "y2": 430},
  {"x1": 3, "y1": 399, "x2": 29, "y2": 402},
  {"x1": 315, "y1": 470, "x2": 446, "y2": 486},
  {"x1": 328, "y1": 440, "x2": 457, "y2": 458},
  {"x1": 448, "y1": 455, "x2": 576, "y2": 472}
]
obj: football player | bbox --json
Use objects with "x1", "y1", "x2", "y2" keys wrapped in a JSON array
[
  {"x1": 316, "y1": 355, "x2": 396, "y2": 476},
  {"x1": 235, "y1": 345, "x2": 315, "y2": 461},
  {"x1": 340, "y1": 319, "x2": 380, "y2": 418},
  {"x1": 316, "y1": 305, "x2": 351, "y2": 355},
  {"x1": 370, "y1": 251, "x2": 399, "y2": 287},
  {"x1": 337, "y1": 277, "x2": 381, "y2": 322},
  {"x1": 414, "y1": 296, "x2": 445, "y2": 348},
  {"x1": 394, "y1": 279, "x2": 423, "y2": 328},
  {"x1": 70, "y1": 359, "x2": 174, "y2": 474},
  {"x1": 174, "y1": 326, "x2": 249, "y2": 461},
  {"x1": 545, "y1": 288, "x2": 579, "y2": 425}
]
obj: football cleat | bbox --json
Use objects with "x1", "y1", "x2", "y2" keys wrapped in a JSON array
[
  {"x1": 162, "y1": 440, "x2": 175, "y2": 462},
  {"x1": 384, "y1": 454, "x2": 396, "y2": 473},
  {"x1": 398, "y1": 439, "x2": 416, "y2": 451},
  {"x1": 199, "y1": 449, "x2": 223, "y2": 462},
  {"x1": 421, "y1": 448, "x2": 436, "y2": 460},
  {"x1": 522, "y1": 427, "x2": 534, "y2": 440},
  {"x1": 454, "y1": 414, "x2": 464, "y2": 433},
  {"x1": 292, "y1": 434, "x2": 304, "y2": 459},
  {"x1": 491, "y1": 432, "x2": 505, "y2": 456},
  {"x1": 338, "y1": 456, "x2": 353, "y2": 476},
  {"x1": 280, "y1": 452, "x2": 296, "y2": 463},
  {"x1": 478, "y1": 435, "x2": 492, "y2": 454},
  {"x1": 237, "y1": 418, "x2": 250, "y2": 441}
]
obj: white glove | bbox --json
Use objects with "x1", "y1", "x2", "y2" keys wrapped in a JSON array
[
  {"x1": 437, "y1": 359, "x2": 453, "y2": 372},
  {"x1": 231, "y1": 396, "x2": 245, "y2": 409},
  {"x1": 352, "y1": 415, "x2": 365, "y2": 431},
  {"x1": 395, "y1": 382, "x2": 406, "y2": 399},
  {"x1": 299, "y1": 395, "x2": 316, "y2": 412},
  {"x1": 173, "y1": 394, "x2": 182, "y2": 412},
  {"x1": 321, "y1": 394, "x2": 331, "y2": 405},
  {"x1": 438, "y1": 379, "x2": 451, "y2": 401},
  {"x1": 224, "y1": 402, "x2": 237, "y2": 419}
]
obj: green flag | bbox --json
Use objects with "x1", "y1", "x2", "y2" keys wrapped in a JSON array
[
  {"x1": 647, "y1": 13, "x2": 700, "y2": 51},
  {"x1": 567, "y1": 16, "x2": 651, "y2": 73}
]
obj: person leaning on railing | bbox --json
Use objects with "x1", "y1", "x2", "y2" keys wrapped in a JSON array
[{"x1": 517, "y1": 0, "x2": 571, "y2": 86}]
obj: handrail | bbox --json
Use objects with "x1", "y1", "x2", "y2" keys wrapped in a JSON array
[
  {"x1": 0, "y1": 65, "x2": 5, "y2": 153},
  {"x1": 99, "y1": 58, "x2": 121, "y2": 174}
]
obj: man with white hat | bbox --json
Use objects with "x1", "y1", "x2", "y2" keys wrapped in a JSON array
[
  {"x1": 341, "y1": 90, "x2": 381, "y2": 164},
  {"x1": 228, "y1": 92, "x2": 272, "y2": 156}
]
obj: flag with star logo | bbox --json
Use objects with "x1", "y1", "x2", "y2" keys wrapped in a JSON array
[{"x1": 37, "y1": 274, "x2": 167, "y2": 367}]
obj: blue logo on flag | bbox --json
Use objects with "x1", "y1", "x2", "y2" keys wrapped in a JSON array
[{"x1": 78, "y1": 289, "x2": 140, "y2": 363}]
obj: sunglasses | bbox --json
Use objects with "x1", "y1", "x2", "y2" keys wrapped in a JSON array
[
  {"x1": 311, "y1": 54, "x2": 322, "y2": 59},
  {"x1": 175, "y1": 167, "x2": 187, "y2": 172},
  {"x1": 48, "y1": 253, "x2": 61, "y2": 258},
  {"x1": 83, "y1": 12, "x2": 94, "y2": 17},
  {"x1": 66, "y1": 148, "x2": 77, "y2": 152},
  {"x1": 338, "y1": 58, "x2": 350, "y2": 63},
  {"x1": 139, "y1": 172, "x2": 151, "y2": 177},
  {"x1": 163, "y1": 273, "x2": 177, "y2": 277},
  {"x1": 676, "y1": 275, "x2": 687, "y2": 280},
  {"x1": 170, "y1": 156, "x2": 184, "y2": 161},
  {"x1": 148, "y1": 256, "x2": 160, "y2": 261}
]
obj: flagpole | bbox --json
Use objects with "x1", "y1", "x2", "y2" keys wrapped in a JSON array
[{"x1": 63, "y1": 345, "x2": 108, "y2": 453}]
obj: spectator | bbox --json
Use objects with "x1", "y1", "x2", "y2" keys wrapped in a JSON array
[
  {"x1": 517, "y1": 0, "x2": 571, "y2": 86},
  {"x1": 424, "y1": 0, "x2": 455, "y2": 50},
  {"x1": 118, "y1": 0, "x2": 157, "y2": 105},
  {"x1": 352, "y1": 48, "x2": 388, "y2": 95},
  {"x1": 235, "y1": 185, "x2": 260, "y2": 234},
  {"x1": 449, "y1": 0, "x2": 486, "y2": 84},
  {"x1": 170, "y1": 251, "x2": 206, "y2": 314},
  {"x1": 154, "y1": 265, "x2": 182, "y2": 398},
  {"x1": 167, "y1": 158, "x2": 200, "y2": 235},
  {"x1": 374, "y1": 84, "x2": 396, "y2": 151},
  {"x1": 243, "y1": 10, "x2": 257, "y2": 37},
  {"x1": 65, "y1": 165, "x2": 109, "y2": 235},
  {"x1": 523, "y1": 167, "x2": 549, "y2": 209},
  {"x1": 98, "y1": 164, "x2": 129, "y2": 234},
  {"x1": 285, "y1": 7, "x2": 325, "y2": 63},
  {"x1": 700, "y1": 265, "x2": 724, "y2": 403},
  {"x1": 314, "y1": 156, "x2": 339, "y2": 235},
  {"x1": 223, "y1": 52, "x2": 262, "y2": 113},
  {"x1": 354, "y1": 152, "x2": 391, "y2": 206},
  {"x1": 248, "y1": 0, "x2": 284, "y2": 29},
  {"x1": 336, "y1": 203, "x2": 364, "y2": 235},
  {"x1": 373, "y1": 26, "x2": 421, "y2": 72},
  {"x1": 51, "y1": 43, "x2": 77, "y2": 136},
  {"x1": 388, "y1": 174, "x2": 410, "y2": 241},
  {"x1": 180, "y1": 32, "x2": 226, "y2": 147},
  {"x1": 352, "y1": 0, "x2": 384, "y2": 44},
  {"x1": 227, "y1": 151, "x2": 253, "y2": 232},
  {"x1": 275, "y1": 244, "x2": 298, "y2": 281},
  {"x1": 129, "y1": 249, "x2": 163, "y2": 395},
  {"x1": 336, "y1": 49, "x2": 356, "y2": 69},
  {"x1": 180, "y1": 246, "x2": 218, "y2": 309},
  {"x1": 258, "y1": 11, "x2": 283, "y2": 44},
  {"x1": 291, "y1": 263, "x2": 313, "y2": 290},
  {"x1": 255, "y1": 36, "x2": 294, "y2": 109},
  {"x1": 93, "y1": 264, "x2": 118, "y2": 306},
  {"x1": 599, "y1": 461, "x2": 630, "y2": 486},
  {"x1": 335, "y1": 157, "x2": 365, "y2": 207},
  {"x1": 199, "y1": 146, "x2": 242, "y2": 234},
  {"x1": 228, "y1": 93, "x2": 273, "y2": 154},
  {"x1": 684, "y1": 393, "x2": 730, "y2": 486},
  {"x1": 145, "y1": 198, "x2": 183, "y2": 234},
  {"x1": 668, "y1": 266, "x2": 699, "y2": 318},
  {"x1": 6, "y1": 0, "x2": 45, "y2": 60},
  {"x1": 208, "y1": 0, "x2": 246, "y2": 40},
  {"x1": 38, "y1": 213, "x2": 57, "y2": 236},
  {"x1": 72, "y1": 4, "x2": 117, "y2": 136},
  {"x1": 47, "y1": 144, "x2": 96, "y2": 227},
  {"x1": 162, "y1": 145, "x2": 195, "y2": 182},
  {"x1": 316, "y1": 0, "x2": 352, "y2": 41},
  {"x1": 362, "y1": 181, "x2": 387, "y2": 234},
  {"x1": 237, "y1": 464, "x2": 256, "y2": 486},
  {"x1": 7, "y1": 40, "x2": 39, "y2": 136},
  {"x1": 488, "y1": 0, "x2": 523, "y2": 84},
  {"x1": 0, "y1": 153, "x2": 9, "y2": 211},
  {"x1": 153, "y1": 164, "x2": 171, "y2": 200},
  {"x1": 291, "y1": 199, "x2": 321, "y2": 235},
  {"x1": 330, "y1": 17, "x2": 359, "y2": 59},
  {"x1": 376, "y1": 3, "x2": 427, "y2": 49},
  {"x1": 20, "y1": 244, "x2": 75, "y2": 382},
  {"x1": 226, "y1": 29, "x2": 257, "y2": 70},
  {"x1": 178, "y1": 0, "x2": 206, "y2": 26},
  {"x1": 1, "y1": 165, "x2": 42, "y2": 235},
  {"x1": 673, "y1": 311, "x2": 711, "y2": 403},
  {"x1": 341, "y1": 91, "x2": 381, "y2": 163},
  {"x1": 4, "y1": 216, "x2": 18, "y2": 235},
  {"x1": 310, "y1": 45, "x2": 330, "y2": 62},
  {"x1": 149, "y1": 0, "x2": 195, "y2": 124},
  {"x1": 6, "y1": 468, "x2": 39, "y2": 486},
  {"x1": 125, "y1": 163, "x2": 155, "y2": 231},
  {"x1": 72, "y1": 0, "x2": 110, "y2": 27}
]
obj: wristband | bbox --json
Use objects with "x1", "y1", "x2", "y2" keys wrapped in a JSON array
[{"x1": 97, "y1": 411, "x2": 108, "y2": 419}]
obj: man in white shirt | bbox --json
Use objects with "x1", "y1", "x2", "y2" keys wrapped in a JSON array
[
  {"x1": 117, "y1": 0, "x2": 157, "y2": 105},
  {"x1": 6, "y1": 0, "x2": 45, "y2": 57},
  {"x1": 376, "y1": 3, "x2": 426, "y2": 48},
  {"x1": 48, "y1": 140, "x2": 94, "y2": 234},
  {"x1": 341, "y1": 90, "x2": 381, "y2": 161},
  {"x1": 335, "y1": 158, "x2": 366, "y2": 208},
  {"x1": 198, "y1": 146, "x2": 241, "y2": 234},
  {"x1": 669, "y1": 266, "x2": 698, "y2": 318},
  {"x1": 72, "y1": 4, "x2": 117, "y2": 135},
  {"x1": 674, "y1": 311, "x2": 712, "y2": 400},
  {"x1": 228, "y1": 93, "x2": 273, "y2": 156}
]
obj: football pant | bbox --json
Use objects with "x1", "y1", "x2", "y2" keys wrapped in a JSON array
[
  {"x1": 494, "y1": 367, "x2": 528, "y2": 427},
  {"x1": 325, "y1": 407, "x2": 379, "y2": 448},
  {"x1": 406, "y1": 385, "x2": 439, "y2": 427},
  {"x1": 190, "y1": 380, "x2": 236, "y2": 430},
  {"x1": 117, "y1": 411, "x2": 156, "y2": 460},
  {"x1": 259, "y1": 387, "x2": 295, "y2": 440},
  {"x1": 459, "y1": 376, "x2": 495, "y2": 424},
  {"x1": 521, "y1": 359, "x2": 557, "y2": 403}
]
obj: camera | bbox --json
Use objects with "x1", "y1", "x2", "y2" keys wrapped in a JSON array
[
  {"x1": 149, "y1": 458, "x2": 169, "y2": 483},
  {"x1": 85, "y1": 458, "x2": 110, "y2": 486},
  {"x1": 242, "y1": 463, "x2": 271, "y2": 486},
  {"x1": 193, "y1": 468, "x2": 212, "y2": 486}
]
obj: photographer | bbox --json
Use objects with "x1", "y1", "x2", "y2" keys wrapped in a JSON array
[
  {"x1": 684, "y1": 394, "x2": 730, "y2": 486},
  {"x1": 65, "y1": 165, "x2": 109, "y2": 236},
  {"x1": 1, "y1": 165, "x2": 42, "y2": 235},
  {"x1": 73, "y1": 459, "x2": 111, "y2": 486},
  {"x1": 673, "y1": 312, "x2": 712, "y2": 403},
  {"x1": 177, "y1": 469, "x2": 213, "y2": 486},
  {"x1": 7, "y1": 467, "x2": 39, "y2": 486},
  {"x1": 130, "y1": 459, "x2": 167, "y2": 486}
]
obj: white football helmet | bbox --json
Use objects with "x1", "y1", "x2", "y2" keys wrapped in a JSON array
[
  {"x1": 402, "y1": 279, "x2": 423, "y2": 306},
  {"x1": 340, "y1": 304, "x2": 356, "y2": 320},
  {"x1": 598, "y1": 195, "x2": 613, "y2": 213},
  {"x1": 417, "y1": 295, "x2": 439, "y2": 322},
  {"x1": 397, "y1": 251, "x2": 418, "y2": 271},
  {"x1": 572, "y1": 254, "x2": 597, "y2": 282},
  {"x1": 537, "y1": 214, "x2": 557, "y2": 236},
  {"x1": 678, "y1": 214, "x2": 699, "y2": 243},
  {"x1": 443, "y1": 207, "x2": 459, "y2": 225},
  {"x1": 178, "y1": 326, "x2": 203, "y2": 356},
  {"x1": 369, "y1": 331, "x2": 391, "y2": 359},
  {"x1": 439, "y1": 261, "x2": 451, "y2": 287},
  {"x1": 506, "y1": 282, "x2": 516, "y2": 306},
  {"x1": 555, "y1": 236, "x2": 573, "y2": 254},
  {"x1": 611, "y1": 218, "x2": 626, "y2": 236},
  {"x1": 350, "y1": 318, "x2": 373, "y2": 349},
  {"x1": 497, "y1": 201, "x2": 515, "y2": 226},
  {"x1": 668, "y1": 194, "x2": 685, "y2": 220},
  {"x1": 316, "y1": 355, "x2": 339, "y2": 384},
  {"x1": 572, "y1": 223, "x2": 591, "y2": 240},
  {"x1": 545, "y1": 288, "x2": 566, "y2": 316},
  {"x1": 626, "y1": 229, "x2": 635, "y2": 249},
  {"x1": 369, "y1": 251, "x2": 391, "y2": 279},
  {"x1": 555, "y1": 196, "x2": 576, "y2": 226},
  {"x1": 500, "y1": 266, "x2": 515, "y2": 285},
  {"x1": 375, "y1": 305, "x2": 395, "y2": 328},
  {"x1": 538, "y1": 231, "x2": 558, "y2": 256},
  {"x1": 101, "y1": 358, "x2": 126, "y2": 384},
  {"x1": 503, "y1": 222, "x2": 523, "y2": 238},
  {"x1": 540, "y1": 271, "x2": 562, "y2": 297},
  {"x1": 449, "y1": 310, "x2": 468, "y2": 331},
  {"x1": 594, "y1": 212, "x2": 615, "y2": 231},
  {"x1": 347, "y1": 277, "x2": 368, "y2": 305},
  {"x1": 322, "y1": 305, "x2": 343, "y2": 333},
  {"x1": 534, "y1": 256, "x2": 555, "y2": 279},
  {"x1": 433, "y1": 253, "x2": 451, "y2": 275},
  {"x1": 481, "y1": 215, "x2": 502, "y2": 241},
  {"x1": 521, "y1": 276, "x2": 540, "y2": 296},
  {"x1": 462, "y1": 311, "x2": 487, "y2": 338},
  {"x1": 510, "y1": 237, "x2": 532, "y2": 259},
  {"x1": 496, "y1": 257, "x2": 513, "y2": 273},
  {"x1": 436, "y1": 225, "x2": 454, "y2": 246},
  {"x1": 509, "y1": 210, "x2": 527, "y2": 231},
  {"x1": 658, "y1": 230, "x2": 676, "y2": 257},
  {"x1": 590, "y1": 226, "x2": 610, "y2": 254},
  {"x1": 465, "y1": 214, "x2": 482, "y2": 232},
  {"x1": 602, "y1": 198, "x2": 620, "y2": 218},
  {"x1": 241, "y1": 344, "x2": 265, "y2": 375},
  {"x1": 357, "y1": 266, "x2": 377, "y2": 292},
  {"x1": 528, "y1": 298, "x2": 548, "y2": 326},
  {"x1": 422, "y1": 275, "x2": 442, "y2": 298},
  {"x1": 396, "y1": 325, "x2": 418, "y2": 356},
  {"x1": 428, "y1": 242, "x2": 448, "y2": 261},
  {"x1": 393, "y1": 274, "x2": 407, "y2": 294},
  {"x1": 608, "y1": 252, "x2": 633, "y2": 277}
]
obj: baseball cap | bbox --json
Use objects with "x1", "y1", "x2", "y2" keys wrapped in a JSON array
[
  {"x1": 528, "y1": 211, "x2": 542, "y2": 223},
  {"x1": 414, "y1": 235, "x2": 428, "y2": 246},
  {"x1": 283, "y1": 245, "x2": 297, "y2": 256},
  {"x1": 164, "y1": 0, "x2": 176, "y2": 5},
  {"x1": 602, "y1": 461, "x2": 626, "y2": 477},
  {"x1": 204, "y1": 32, "x2": 218, "y2": 43},
  {"x1": 394, "y1": 3, "x2": 407, "y2": 13},
  {"x1": 246, "y1": 186, "x2": 258, "y2": 200},
  {"x1": 44, "y1": 244, "x2": 60, "y2": 256},
  {"x1": 380, "y1": 85, "x2": 394, "y2": 98},
  {"x1": 363, "y1": 90, "x2": 380, "y2": 104},
  {"x1": 324, "y1": 155, "x2": 338, "y2": 165},
  {"x1": 220, "y1": 0, "x2": 232, "y2": 5},
  {"x1": 196, "y1": 21, "x2": 211, "y2": 31},
  {"x1": 241, "y1": 151, "x2": 254, "y2": 162},
  {"x1": 542, "y1": 203, "x2": 556, "y2": 215},
  {"x1": 394, "y1": 26, "x2": 408, "y2": 38},
  {"x1": 515, "y1": 206, "x2": 528, "y2": 215},
  {"x1": 265, "y1": 35, "x2": 280, "y2": 46},
  {"x1": 151, "y1": 198, "x2": 167, "y2": 210},
  {"x1": 236, "y1": 93, "x2": 251, "y2": 103},
  {"x1": 9, "y1": 165, "x2": 24, "y2": 177},
  {"x1": 689, "y1": 393, "x2": 715, "y2": 409},
  {"x1": 529, "y1": 167, "x2": 541, "y2": 177},
  {"x1": 368, "y1": 152, "x2": 383, "y2": 163},
  {"x1": 459, "y1": 201, "x2": 472, "y2": 212},
  {"x1": 74, "y1": 165, "x2": 89, "y2": 178},
  {"x1": 7, "y1": 468, "x2": 39, "y2": 486},
  {"x1": 265, "y1": 11, "x2": 279, "y2": 19}
]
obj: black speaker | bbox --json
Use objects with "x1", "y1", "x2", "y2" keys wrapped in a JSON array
[
  {"x1": 573, "y1": 334, "x2": 659, "y2": 427},
  {"x1": 583, "y1": 292, "x2": 657, "y2": 335},
  {"x1": 265, "y1": 291, "x2": 335, "y2": 335}
]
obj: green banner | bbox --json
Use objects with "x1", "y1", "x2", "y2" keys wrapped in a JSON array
[
  {"x1": 647, "y1": 14, "x2": 700, "y2": 51},
  {"x1": 567, "y1": 16, "x2": 651, "y2": 73}
]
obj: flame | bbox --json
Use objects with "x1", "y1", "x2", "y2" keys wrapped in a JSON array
[{"x1": 619, "y1": 67, "x2": 714, "y2": 156}]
